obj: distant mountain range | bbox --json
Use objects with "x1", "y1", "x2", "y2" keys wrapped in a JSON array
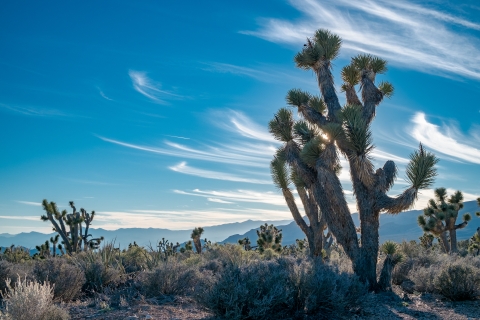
[{"x1": 1, "y1": 201, "x2": 479, "y2": 250}]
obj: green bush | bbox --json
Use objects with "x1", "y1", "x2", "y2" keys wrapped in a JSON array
[
  {"x1": 33, "y1": 258, "x2": 85, "y2": 301},
  {"x1": 434, "y1": 261, "x2": 480, "y2": 301},
  {"x1": 140, "y1": 259, "x2": 199, "y2": 297},
  {"x1": 73, "y1": 252, "x2": 124, "y2": 293}
]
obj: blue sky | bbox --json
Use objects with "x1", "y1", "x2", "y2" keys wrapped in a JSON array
[{"x1": 1, "y1": 0, "x2": 480, "y2": 234}]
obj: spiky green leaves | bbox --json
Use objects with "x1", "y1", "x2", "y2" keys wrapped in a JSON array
[
  {"x1": 341, "y1": 105, "x2": 374, "y2": 156},
  {"x1": 294, "y1": 29, "x2": 342, "y2": 70},
  {"x1": 381, "y1": 241, "x2": 397, "y2": 255},
  {"x1": 378, "y1": 81, "x2": 394, "y2": 98},
  {"x1": 405, "y1": 144, "x2": 439, "y2": 190},
  {"x1": 286, "y1": 89, "x2": 326, "y2": 115},
  {"x1": 341, "y1": 64, "x2": 360, "y2": 88},
  {"x1": 270, "y1": 156, "x2": 290, "y2": 190},
  {"x1": 286, "y1": 89, "x2": 311, "y2": 107},
  {"x1": 300, "y1": 137, "x2": 324, "y2": 167},
  {"x1": 269, "y1": 108, "x2": 294, "y2": 142},
  {"x1": 293, "y1": 121, "x2": 320, "y2": 145},
  {"x1": 352, "y1": 54, "x2": 388, "y2": 74},
  {"x1": 463, "y1": 213, "x2": 472, "y2": 222}
]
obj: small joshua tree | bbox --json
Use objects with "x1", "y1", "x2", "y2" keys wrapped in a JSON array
[
  {"x1": 377, "y1": 241, "x2": 403, "y2": 292},
  {"x1": 418, "y1": 188, "x2": 471, "y2": 253},
  {"x1": 49, "y1": 234, "x2": 60, "y2": 257},
  {"x1": 40, "y1": 199, "x2": 103, "y2": 254},
  {"x1": 191, "y1": 227, "x2": 204, "y2": 254},
  {"x1": 34, "y1": 241, "x2": 51, "y2": 259},
  {"x1": 256, "y1": 223, "x2": 283, "y2": 253},
  {"x1": 180, "y1": 240, "x2": 193, "y2": 253},
  {"x1": 238, "y1": 237, "x2": 253, "y2": 251},
  {"x1": 158, "y1": 238, "x2": 180, "y2": 259}
]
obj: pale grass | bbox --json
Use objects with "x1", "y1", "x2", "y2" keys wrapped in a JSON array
[{"x1": 0, "y1": 276, "x2": 68, "y2": 320}]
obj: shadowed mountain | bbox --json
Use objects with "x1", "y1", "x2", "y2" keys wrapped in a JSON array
[
  {"x1": 1, "y1": 201, "x2": 478, "y2": 250},
  {"x1": 221, "y1": 200, "x2": 480, "y2": 245}
]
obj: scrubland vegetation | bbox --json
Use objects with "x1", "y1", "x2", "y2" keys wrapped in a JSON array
[{"x1": 2, "y1": 29, "x2": 480, "y2": 319}]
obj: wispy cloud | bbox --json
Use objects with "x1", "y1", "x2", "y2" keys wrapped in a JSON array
[
  {"x1": 0, "y1": 215, "x2": 40, "y2": 221},
  {"x1": 165, "y1": 135, "x2": 190, "y2": 140},
  {"x1": 15, "y1": 201, "x2": 41, "y2": 206},
  {"x1": 98, "y1": 110, "x2": 278, "y2": 168},
  {"x1": 96, "y1": 208, "x2": 292, "y2": 230},
  {"x1": 208, "y1": 198, "x2": 234, "y2": 204},
  {"x1": 242, "y1": 0, "x2": 480, "y2": 79},
  {"x1": 0, "y1": 103, "x2": 70, "y2": 117},
  {"x1": 128, "y1": 70, "x2": 181, "y2": 103},
  {"x1": 98, "y1": 89, "x2": 114, "y2": 101},
  {"x1": 174, "y1": 189, "x2": 289, "y2": 206},
  {"x1": 410, "y1": 112, "x2": 480, "y2": 164},
  {"x1": 169, "y1": 162, "x2": 271, "y2": 184}
]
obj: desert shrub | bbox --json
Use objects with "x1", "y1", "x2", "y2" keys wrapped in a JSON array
[
  {"x1": 140, "y1": 259, "x2": 199, "y2": 297},
  {"x1": 434, "y1": 261, "x2": 480, "y2": 301},
  {"x1": 122, "y1": 245, "x2": 148, "y2": 273},
  {"x1": 0, "y1": 260, "x2": 33, "y2": 295},
  {"x1": 33, "y1": 257, "x2": 85, "y2": 301},
  {"x1": 73, "y1": 252, "x2": 124, "y2": 293},
  {"x1": 0, "y1": 277, "x2": 69, "y2": 320},
  {"x1": 409, "y1": 265, "x2": 437, "y2": 293},
  {"x1": 198, "y1": 256, "x2": 365, "y2": 320},
  {"x1": 39, "y1": 305, "x2": 70, "y2": 320},
  {"x1": 197, "y1": 258, "x2": 297, "y2": 320},
  {"x1": 301, "y1": 262, "x2": 367, "y2": 316}
]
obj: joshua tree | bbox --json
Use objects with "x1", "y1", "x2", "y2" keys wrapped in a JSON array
[
  {"x1": 268, "y1": 29, "x2": 438, "y2": 290},
  {"x1": 377, "y1": 241, "x2": 403, "y2": 292},
  {"x1": 191, "y1": 227, "x2": 204, "y2": 254},
  {"x1": 271, "y1": 155, "x2": 332, "y2": 258},
  {"x1": 40, "y1": 199, "x2": 103, "y2": 254},
  {"x1": 157, "y1": 238, "x2": 180, "y2": 259},
  {"x1": 256, "y1": 223, "x2": 283, "y2": 253},
  {"x1": 238, "y1": 237, "x2": 253, "y2": 251},
  {"x1": 468, "y1": 227, "x2": 480, "y2": 256},
  {"x1": 34, "y1": 240, "x2": 51, "y2": 259},
  {"x1": 50, "y1": 234, "x2": 60, "y2": 257},
  {"x1": 418, "y1": 188, "x2": 471, "y2": 253},
  {"x1": 180, "y1": 240, "x2": 193, "y2": 253}
]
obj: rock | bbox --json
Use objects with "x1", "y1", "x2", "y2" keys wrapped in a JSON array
[
  {"x1": 124, "y1": 316, "x2": 139, "y2": 320},
  {"x1": 144, "y1": 315, "x2": 153, "y2": 319}
]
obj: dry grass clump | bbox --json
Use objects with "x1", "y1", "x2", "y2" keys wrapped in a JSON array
[
  {"x1": 0, "y1": 277, "x2": 69, "y2": 320},
  {"x1": 33, "y1": 257, "x2": 85, "y2": 301}
]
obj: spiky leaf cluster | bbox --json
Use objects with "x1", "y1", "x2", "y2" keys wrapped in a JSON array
[
  {"x1": 406, "y1": 144, "x2": 439, "y2": 190},
  {"x1": 294, "y1": 29, "x2": 342, "y2": 70},
  {"x1": 268, "y1": 108, "x2": 295, "y2": 142}
]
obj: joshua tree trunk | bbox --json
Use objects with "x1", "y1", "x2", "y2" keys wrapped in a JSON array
[{"x1": 378, "y1": 255, "x2": 394, "y2": 292}]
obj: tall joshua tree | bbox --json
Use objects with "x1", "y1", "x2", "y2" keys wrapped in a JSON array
[
  {"x1": 41, "y1": 199, "x2": 102, "y2": 254},
  {"x1": 417, "y1": 188, "x2": 471, "y2": 253},
  {"x1": 191, "y1": 227, "x2": 204, "y2": 254},
  {"x1": 271, "y1": 155, "x2": 330, "y2": 258},
  {"x1": 268, "y1": 29, "x2": 438, "y2": 290}
]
